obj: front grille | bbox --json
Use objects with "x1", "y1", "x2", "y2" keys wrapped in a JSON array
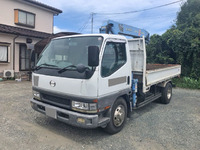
[{"x1": 41, "y1": 93, "x2": 71, "y2": 109}]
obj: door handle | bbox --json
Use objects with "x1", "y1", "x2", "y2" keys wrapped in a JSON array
[{"x1": 127, "y1": 76, "x2": 130, "y2": 85}]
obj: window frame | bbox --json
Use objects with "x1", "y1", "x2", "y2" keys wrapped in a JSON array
[
  {"x1": 101, "y1": 41, "x2": 127, "y2": 77},
  {"x1": 14, "y1": 9, "x2": 36, "y2": 28},
  {"x1": 0, "y1": 45, "x2": 9, "y2": 63}
]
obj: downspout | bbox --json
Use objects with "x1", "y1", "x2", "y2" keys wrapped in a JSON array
[
  {"x1": 52, "y1": 14, "x2": 54, "y2": 34},
  {"x1": 13, "y1": 35, "x2": 19, "y2": 71}
]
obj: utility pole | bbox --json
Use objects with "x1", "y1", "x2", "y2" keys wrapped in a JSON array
[{"x1": 91, "y1": 12, "x2": 95, "y2": 33}]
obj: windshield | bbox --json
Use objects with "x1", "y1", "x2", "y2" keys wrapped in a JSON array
[{"x1": 36, "y1": 36, "x2": 103, "y2": 69}]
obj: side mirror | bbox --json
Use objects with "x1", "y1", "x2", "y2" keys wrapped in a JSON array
[{"x1": 88, "y1": 46, "x2": 99, "y2": 67}]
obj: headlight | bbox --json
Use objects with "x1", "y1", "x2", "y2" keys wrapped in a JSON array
[
  {"x1": 32, "y1": 90, "x2": 41, "y2": 100},
  {"x1": 72, "y1": 101, "x2": 97, "y2": 113}
]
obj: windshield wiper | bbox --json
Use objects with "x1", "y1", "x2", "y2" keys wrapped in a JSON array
[
  {"x1": 58, "y1": 65, "x2": 77, "y2": 73},
  {"x1": 34, "y1": 63, "x2": 58, "y2": 70}
]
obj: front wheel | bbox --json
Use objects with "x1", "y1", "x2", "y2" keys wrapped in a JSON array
[
  {"x1": 161, "y1": 82, "x2": 172, "y2": 104},
  {"x1": 104, "y1": 97, "x2": 127, "y2": 134}
]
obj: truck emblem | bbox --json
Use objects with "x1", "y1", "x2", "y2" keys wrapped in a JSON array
[{"x1": 50, "y1": 80, "x2": 56, "y2": 87}]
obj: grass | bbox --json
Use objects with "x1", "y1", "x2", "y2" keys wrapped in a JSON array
[{"x1": 172, "y1": 77, "x2": 200, "y2": 89}]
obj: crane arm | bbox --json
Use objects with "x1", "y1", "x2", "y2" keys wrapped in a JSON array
[{"x1": 99, "y1": 20, "x2": 149, "y2": 40}]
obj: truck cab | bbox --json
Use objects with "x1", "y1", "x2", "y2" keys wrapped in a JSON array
[{"x1": 31, "y1": 34, "x2": 133, "y2": 132}]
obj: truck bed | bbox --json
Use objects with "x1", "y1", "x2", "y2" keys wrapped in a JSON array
[
  {"x1": 146, "y1": 64, "x2": 181, "y2": 86},
  {"x1": 128, "y1": 38, "x2": 181, "y2": 92}
]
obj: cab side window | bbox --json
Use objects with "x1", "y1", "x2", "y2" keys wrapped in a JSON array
[{"x1": 101, "y1": 42, "x2": 126, "y2": 77}]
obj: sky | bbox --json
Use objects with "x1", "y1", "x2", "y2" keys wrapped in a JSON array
[{"x1": 38, "y1": 0, "x2": 186, "y2": 35}]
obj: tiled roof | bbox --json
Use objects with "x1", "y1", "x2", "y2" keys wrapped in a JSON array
[
  {"x1": 22, "y1": 0, "x2": 62, "y2": 14},
  {"x1": 0, "y1": 24, "x2": 51, "y2": 39}
]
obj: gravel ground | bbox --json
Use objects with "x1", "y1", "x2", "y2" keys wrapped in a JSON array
[{"x1": 0, "y1": 81, "x2": 199, "y2": 150}]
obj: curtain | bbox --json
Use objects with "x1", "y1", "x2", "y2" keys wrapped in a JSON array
[{"x1": 0, "y1": 46, "x2": 7, "y2": 62}]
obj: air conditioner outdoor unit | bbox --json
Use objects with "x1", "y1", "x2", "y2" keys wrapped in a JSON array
[{"x1": 3, "y1": 70, "x2": 14, "y2": 78}]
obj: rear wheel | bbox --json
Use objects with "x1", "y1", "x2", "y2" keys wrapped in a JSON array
[
  {"x1": 104, "y1": 97, "x2": 127, "y2": 134},
  {"x1": 161, "y1": 82, "x2": 172, "y2": 104}
]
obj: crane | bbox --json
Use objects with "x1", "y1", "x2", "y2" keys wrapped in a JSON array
[{"x1": 99, "y1": 20, "x2": 149, "y2": 40}]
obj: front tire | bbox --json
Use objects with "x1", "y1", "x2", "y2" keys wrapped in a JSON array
[
  {"x1": 104, "y1": 97, "x2": 127, "y2": 134},
  {"x1": 161, "y1": 82, "x2": 172, "y2": 104}
]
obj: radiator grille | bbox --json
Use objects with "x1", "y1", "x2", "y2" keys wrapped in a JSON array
[{"x1": 41, "y1": 93, "x2": 71, "y2": 109}]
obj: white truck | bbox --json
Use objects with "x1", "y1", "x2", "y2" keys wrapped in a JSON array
[{"x1": 31, "y1": 22, "x2": 181, "y2": 134}]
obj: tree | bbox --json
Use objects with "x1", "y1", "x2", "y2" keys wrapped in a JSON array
[{"x1": 147, "y1": 0, "x2": 200, "y2": 79}]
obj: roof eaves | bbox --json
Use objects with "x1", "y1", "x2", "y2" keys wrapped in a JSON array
[
  {"x1": 22, "y1": 0, "x2": 62, "y2": 14},
  {"x1": 0, "y1": 24, "x2": 51, "y2": 39}
]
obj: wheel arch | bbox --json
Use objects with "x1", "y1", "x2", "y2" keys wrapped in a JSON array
[
  {"x1": 157, "y1": 80, "x2": 172, "y2": 88},
  {"x1": 121, "y1": 94, "x2": 131, "y2": 118}
]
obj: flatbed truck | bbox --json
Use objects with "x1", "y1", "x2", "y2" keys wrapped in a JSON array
[{"x1": 30, "y1": 22, "x2": 181, "y2": 134}]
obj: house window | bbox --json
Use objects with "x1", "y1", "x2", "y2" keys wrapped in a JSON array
[
  {"x1": 0, "y1": 46, "x2": 8, "y2": 63},
  {"x1": 20, "y1": 45, "x2": 31, "y2": 71},
  {"x1": 14, "y1": 9, "x2": 35, "y2": 28}
]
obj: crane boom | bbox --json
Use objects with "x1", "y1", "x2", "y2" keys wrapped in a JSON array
[{"x1": 99, "y1": 20, "x2": 149, "y2": 40}]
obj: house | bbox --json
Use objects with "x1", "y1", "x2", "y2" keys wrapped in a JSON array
[{"x1": 0, "y1": 0, "x2": 62, "y2": 79}]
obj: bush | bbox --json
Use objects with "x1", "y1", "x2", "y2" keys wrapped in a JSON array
[{"x1": 172, "y1": 77, "x2": 200, "y2": 89}]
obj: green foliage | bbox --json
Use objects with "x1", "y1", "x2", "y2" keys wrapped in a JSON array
[
  {"x1": 177, "y1": 0, "x2": 200, "y2": 29},
  {"x1": 147, "y1": 0, "x2": 200, "y2": 80},
  {"x1": 173, "y1": 77, "x2": 200, "y2": 89}
]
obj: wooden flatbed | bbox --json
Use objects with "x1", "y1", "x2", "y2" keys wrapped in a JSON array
[{"x1": 146, "y1": 64, "x2": 180, "y2": 71}]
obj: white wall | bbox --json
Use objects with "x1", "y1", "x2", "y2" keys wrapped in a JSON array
[{"x1": 0, "y1": 0, "x2": 54, "y2": 33}]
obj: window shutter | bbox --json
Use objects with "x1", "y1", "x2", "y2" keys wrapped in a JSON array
[{"x1": 14, "y1": 10, "x2": 19, "y2": 24}]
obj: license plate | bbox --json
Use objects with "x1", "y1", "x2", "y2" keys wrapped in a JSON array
[
  {"x1": 77, "y1": 118, "x2": 85, "y2": 124},
  {"x1": 46, "y1": 107, "x2": 57, "y2": 119}
]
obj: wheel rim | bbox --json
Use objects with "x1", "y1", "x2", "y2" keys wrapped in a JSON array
[
  {"x1": 113, "y1": 104, "x2": 125, "y2": 127},
  {"x1": 167, "y1": 88, "x2": 172, "y2": 99}
]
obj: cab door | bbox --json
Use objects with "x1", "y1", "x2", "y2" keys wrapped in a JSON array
[{"x1": 98, "y1": 39, "x2": 131, "y2": 97}]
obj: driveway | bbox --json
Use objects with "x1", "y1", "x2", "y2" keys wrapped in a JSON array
[{"x1": 0, "y1": 81, "x2": 199, "y2": 150}]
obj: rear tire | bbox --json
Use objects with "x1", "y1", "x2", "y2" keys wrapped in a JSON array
[
  {"x1": 104, "y1": 97, "x2": 127, "y2": 134},
  {"x1": 161, "y1": 83, "x2": 172, "y2": 104}
]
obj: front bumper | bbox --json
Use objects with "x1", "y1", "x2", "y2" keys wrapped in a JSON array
[{"x1": 30, "y1": 99, "x2": 110, "y2": 128}]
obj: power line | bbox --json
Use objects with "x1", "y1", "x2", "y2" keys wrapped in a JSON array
[
  {"x1": 90, "y1": 0, "x2": 183, "y2": 32},
  {"x1": 78, "y1": 15, "x2": 91, "y2": 33},
  {"x1": 95, "y1": 0, "x2": 184, "y2": 15}
]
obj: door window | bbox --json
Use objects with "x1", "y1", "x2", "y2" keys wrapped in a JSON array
[
  {"x1": 20, "y1": 45, "x2": 31, "y2": 71},
  {"x1": 101, "y1": 42, "x2": 126, "y2": 77}
]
